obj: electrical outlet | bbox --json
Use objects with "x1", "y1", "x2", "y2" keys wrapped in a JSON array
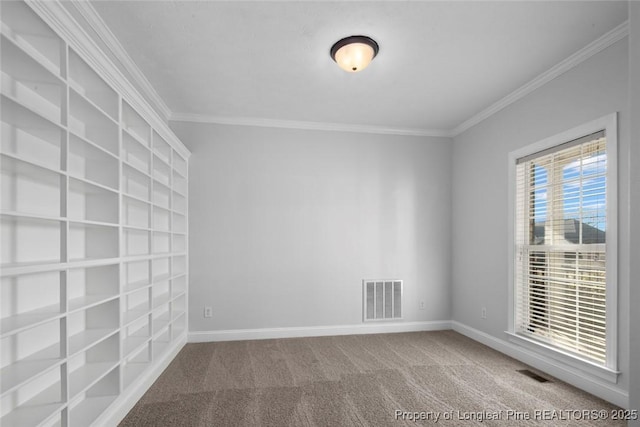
[
  {"x1": 481, "y1": 307, "x2": 487, "y2": 319},
  {"x1": 204, "y1": 306, "x2": 213, "y2": 318},
  {"x1": 419, "y1": 301, "x2": 425, "y2": 310}
]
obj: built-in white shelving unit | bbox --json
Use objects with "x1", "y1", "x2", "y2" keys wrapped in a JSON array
[{"x1": 1, "y1": 1, "x2": 189, "y2": 425}]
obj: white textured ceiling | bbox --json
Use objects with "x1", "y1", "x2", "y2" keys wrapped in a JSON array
[{"x1": 90, "y1": 1, "x2": 628, "y2": 134}]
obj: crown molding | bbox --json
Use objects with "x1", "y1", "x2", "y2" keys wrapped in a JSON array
[
  {"x1": 170, "y1": 20, "x2": 629, "y2": 140},
  {"x1": 451, "y1": 20, "x2": 629, "y2": 137},
  {"x1": 170, "y1": 113, "x2": 453, "y2": 138},
  {"x1": 67, "y1": 0, "x2": 172, "y2": 122},
  {"x1": 38, "y1": 0, "x2": 628, "y2": 142},
  {"x1": 27, "y1": 0, "x2": 190, "y2": 159}
]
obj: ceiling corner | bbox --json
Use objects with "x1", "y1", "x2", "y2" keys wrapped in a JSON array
[{"x1": 450, "y1": 20, "x2": 630, "y2": 138}]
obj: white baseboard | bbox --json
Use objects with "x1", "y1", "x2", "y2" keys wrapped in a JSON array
[
  {"x1": 188, "y1": 320, "x2": 451, "y2": 343},
  {"x1": 451, "y1": 321, "x2": 629, "y2": 409},
  {"x1": 95, "y1": 334, "x2": 187, "y2": 427}
]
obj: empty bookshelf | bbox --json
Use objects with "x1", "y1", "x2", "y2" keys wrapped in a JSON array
[{"x1": 0, "y1": 1, "x2": 190, "y2": 426}]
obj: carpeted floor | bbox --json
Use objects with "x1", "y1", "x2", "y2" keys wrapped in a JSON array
[{"x1": 119, "y1": 331, "x2": 624, "y2": 426}]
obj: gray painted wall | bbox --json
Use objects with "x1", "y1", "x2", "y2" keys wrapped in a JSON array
[
  {"x1": 451, "y1": 39, "x2": 630, "y2": 396},
  {"x1": 171, "y1": 122, "x2": 452, "y2": 332},
  {"x1": 629, "y1": 2, "x2": 640, "y2": 423}
]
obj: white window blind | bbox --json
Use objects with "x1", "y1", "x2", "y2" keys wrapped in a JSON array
[{"x1": 514, "y1": 131, "x2": 608, "y2": 364}]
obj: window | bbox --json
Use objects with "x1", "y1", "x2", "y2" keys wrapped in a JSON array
[{"x1": 508, "y1": 114, "x2": 618, "y2": 379}]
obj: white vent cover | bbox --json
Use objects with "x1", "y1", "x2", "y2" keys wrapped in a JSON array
[{"x1": 363, "y1": 280, "x2": 403, "y2": 321}]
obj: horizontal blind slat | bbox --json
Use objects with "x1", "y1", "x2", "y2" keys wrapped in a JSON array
[{"x1": 515, "y1": 133, "x2": 607, "y2": 364}]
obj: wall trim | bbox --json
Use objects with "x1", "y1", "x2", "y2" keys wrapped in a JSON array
[
  {"x1": 451, "y1": 21, "x2": 629, "y2": 136},
  {"x1": 59, "y1": 1, "x2": 629, "y2": 140},
  {"x1": 95, "y1": 336, "x2": 186, "y2": 427},
  {"x1": 451, "y1": 321, "x2": 629, "y2": 409},
  {"x1": 188, "y1": 320, "x2": 452, "y2": 343},
  {"x1": 170, "y1": 113, "x2": 453, "y2": 138}
]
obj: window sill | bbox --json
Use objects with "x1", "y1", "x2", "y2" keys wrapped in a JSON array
[{"x1": 505, "y1": 332, "x2": 620, "y2": 384}]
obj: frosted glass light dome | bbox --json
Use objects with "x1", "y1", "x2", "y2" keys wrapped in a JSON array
[{"x1": 330, "y1": 36, "x2": 379, "y2": 73}]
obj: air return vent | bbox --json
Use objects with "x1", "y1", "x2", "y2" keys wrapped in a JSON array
[
  {"x1": 517, "y1": 369, "x2": 550, "y2": 383},
  {"x1": 363, "y1": 280, "x2": 403, "y2": 321}
]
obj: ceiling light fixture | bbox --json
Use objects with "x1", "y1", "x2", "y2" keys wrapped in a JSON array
[{"x1": 330, "y1": 35, "x2": 379, "y2": 73}]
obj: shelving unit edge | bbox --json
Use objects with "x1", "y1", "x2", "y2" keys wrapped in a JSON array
[{"x1": 1, "y1": 2, "x2": 189, "y2": 426}]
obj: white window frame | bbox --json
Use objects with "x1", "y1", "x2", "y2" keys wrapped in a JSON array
[{"x1": 507, "y1": 113, "x2": 619, "y2": 383}]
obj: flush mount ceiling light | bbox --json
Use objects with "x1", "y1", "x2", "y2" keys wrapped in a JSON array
[{"x1": 330, "y1": 35, "x2": 379, "y2": 73}]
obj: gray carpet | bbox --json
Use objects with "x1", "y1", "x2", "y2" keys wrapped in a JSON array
[{"x1": 119, "y1": 331, "x2": 623, "y2": 426}]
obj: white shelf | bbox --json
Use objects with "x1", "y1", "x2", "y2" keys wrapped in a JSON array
[
  {"x1": 153, "y1": 206, "x2": 171, "y2": 231},
  {"x1": 123, "y1": 335, "x2": 151, "y2": 358},
  {"x1": 68, "y1": 48, "x2": 118, "y2": 121},
  {"x1": 172, "y1": 212, "x2": 186, "y2": 233},
  {"x1": 123, "y1": 306, "x2": 149, "y2": 326},
  {"x1": 0, "y1": 1, "x2": 63, "y2": 75},
  {"x1": 123, "y1": 227, "x2": 150, "y2": 257},
  {"x1": 120, "y1": 253, "x2": 171, "y2": 263},
  {"x1": 123, "y1": 281, "x2": 151, "y2": 296},
  {"x1": 67, "y1": 294, "x2": 118, "y2": 314},
  {"x1": 0, "y1": 33, "x2": 63, "y2": 85},
  {"x1": 1, "y1": 400, "x2": 63, "y2": 427},
  {"x1": 122, "y1": 127, "x2": 149, "y2": 151},
  {"x1": 172, "y1": 255, "x2": 187, "y2": 276},
  {"x1": 122, "y1": 340, "x2": 151, "y2": 388},
  {"x1": 152, "y1": 155, "x2": 171, "y2": 187},
  {"x1": 152, "y1": 257, "x2": 170, "y2": 280},
  {"x1": 172, "y1": 171, "x2": 187, "y2": 196},
  {"x1": 122, "y1": 100, "x2": 149, "y2": 146},
  {"x1": 0, "y1": 377, "x2": 64, "y2": 427},
  {"x1": 171, "y1": 310, "x2": 186, "y2": 333},
  {"x1": 124, "y1": 287, "x2": 151, "y2": 326},
  {"x1": 152, "y1": 183, "x2": 171, "y2": 210},
  {"x1": 171, "y1": 306, "x2": 186, "y2": 323},
  {"x1": 0, "y1": 260, "x2": 66, "y2": 278},
  {"x1": 123, "y1": 259, "x2": 150, "y2": 293},
  {"x1": 67, "y1": 332, "x2": 119, "y2": 398},
  {"x1": 0, "y1": 342, "x2": 61, "y2": 395},
  {"x1": 1, "y1": 154, "x2": 62, "y2": 218},
  {"x1": 68, "y1": 134, "x2": 119, "y2": 190},
  {"x1": 153, "y1": 292, "x2": 171, "y2": 310},
  {"x1": 68, "y1": 89, "x2": 118, "y2": 156},
  {"x1": 152, "y1": 307, "x2": 171, "y2": 334},
  {"x1": 68, "y1": 328, "x2": 118, "y2": 357},
  {"x1": 172, "y1": 233, "x2": 186, "y2": 253},
  {"x1": 123, "y1": 130, "x2": 151, "y2": 175},
  {"x1": 152, "y1": 231, "x2": 171, "y2": 254},
  {"x1": 152, "y1": 327, "x2": 171, "y2": 360},
  {"x1": 69, "y1": 394, "x2": 117, "y2": 427},
  {"x1": 68, "y1": 178, "x2": 119, "y2": 225},
  {"x1": 69, "y1": 361, "x2": 118, "y2": 398},
  {"x1": 123, "y1": 361, "x2": 149, "y2": 390},
  {"x1": 123, "y1": 163, "x2": 151, "y2": 202},
  {"x1": 173, "y1": 191, "x2": 187, "y2": 214},
  {"x1": 0, "y1": 303, "x2": 62, "y2": 336},
  {"x1": 1, "y1": 33, "x2": 64, "y2": 125},
  {"x1": 68, "y1": 222, "x2": 119, "y2": 261},
  {"x1": 67, "y1": 262, "x2": 119, "y2": 302},
  {"x1": 122, "y1": 195, "x2": 150, "y2": 230},
  {"x1": 0, "y1": 215, "x2": 61, "y2": 274},
  {"x1": 152, "y1": 131, "x2": 172, "y2": 164},
  {"x1": 1, "y1": 271, "x2": 60, "y2": 336},
  {"x1": 1, "y1": 2, "x2": 189, "y2": 425},
  {"x1": 173, "y1": 153, "x2": 187, "y2": 178},
  {"x1": 1, "y1": 110, "x2": 62, "y2": 171},
  {"x1": 171, "y1": 275, "x2": 187, "y2": 297}
]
